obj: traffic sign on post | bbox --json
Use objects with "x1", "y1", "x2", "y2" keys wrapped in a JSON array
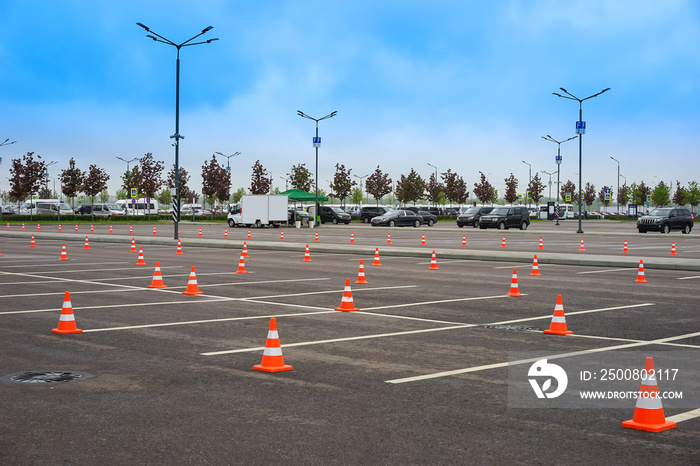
[
  {"x1": 555, "y1": 155, "x2": 562, "y2": 164},
  {"x1": 312, "y1": 137, "x2": 321, "y2": 148},
  {"x1": 575, "y1": 121, "x2": 586, "y2": 134},
  {"x1": 130, "y1": 188, "x2": 137, "y2": 199}
]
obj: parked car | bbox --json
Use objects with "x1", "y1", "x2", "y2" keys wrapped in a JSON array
[
  {"x1": 307, "y1": 206, "x2": 351, "y2": 224},
  {"x1": 637, "y1": 208, "x2": 693, "y2": 234},
  {"x1": 478, "y1": 206, "x2": 530, "y2": 230},
  {"x1": 360, "y1": 206, "x2": 393, "y2": 223},
  {"x1": 371, "y1": 210, "x2": 422, "y2": 227},
  {"x1": 77, "y1": 203, "x2": 125, "y2": 219},
  {"x1": 456, "y1": 206, "x2": 494, "y2": 228},
  {"x1": 288, "y1": 208, "x2": 309, "y2": 223},
  {"x1": 417, "y1": 210, "x2": 438, "y2": 226},
  {"x1": 1, "y1": 206, "x2": 16, "y2": 215}
]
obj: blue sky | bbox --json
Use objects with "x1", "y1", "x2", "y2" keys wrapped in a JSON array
[{"x1": 1, "y1": 0, "x2": 699, "y2": 201}]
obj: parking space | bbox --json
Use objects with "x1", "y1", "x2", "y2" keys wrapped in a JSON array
[{"x1": 1, "y1": 223, "x2": 699, "y2": 463}]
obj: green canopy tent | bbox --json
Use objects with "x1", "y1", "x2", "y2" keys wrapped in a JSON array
[{"x1": 279, "y1": 189, "x2": 328, "y2": 203}]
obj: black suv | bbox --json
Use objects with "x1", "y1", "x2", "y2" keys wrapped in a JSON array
[
  {"x1": 478, "y1": 206, "x2": 530, "y2": 230},
  {"x1": 457, "y1": 206, "x2": 494, "y2": 228},
  {"x1": 360, "y1": 206, "x2": 392, "y2": 223},
  {"x1": 637, "y1": 208, "x2": 693, "y2": 234}
]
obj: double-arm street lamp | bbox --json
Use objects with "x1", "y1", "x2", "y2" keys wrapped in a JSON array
[
  {"x1": 553, "y1": 87, "x2": 610, "y2": 233},
  {"x1": 1, "y1": 138, "x2": 16, "y2": 149},
  {"x1": 427, "y1": 163, "x2": 438, "y2": 207},
  {"x1": 297, "y1": 110, "x2": 337, "y2": 226},
  {"x1": 540, "y1": 170, "x2": 554, "y2": 203},
  {"x1": 610, "y1": 156, "x2": 621, "y2": 216},
  {"x1": 116, "y1": 156, "x2": 138, "y2": 175},
  {"x1": 137, "y1": 22, "x2": 218, "y2": 240},
  {"x1": 354, "y1": 173, "x2": 369, "y2": 205},
  {"x1": 542, "y1": 134, "x2": 577, "y2": 226}
]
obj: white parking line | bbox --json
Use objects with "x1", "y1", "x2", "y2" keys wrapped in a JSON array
[
  {"x1": 677, "y1": 276, "x2": 700, "y2": 280},
  {"x1": 666, "y1": 408, "x2": 700, "y2": 423},
  {"x1": 385, "y1": 330, "x2": 700, "y2": 384},
  {"x1": 577, "y1": 268, "x2": 632, "y2": 275}
]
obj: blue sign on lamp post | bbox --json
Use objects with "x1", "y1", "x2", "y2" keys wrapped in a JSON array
[
  {"x1": 576, "y1": 121, "x2": 586, "y2": 134},
  {"x1": 312, "y1": 137, "x2": 321, "y2": 148}
]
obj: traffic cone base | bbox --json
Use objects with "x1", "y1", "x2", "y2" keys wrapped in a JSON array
[
  {"x1": 51, "y1": 291, "x2": 82, "y2": 334},
  {"x1": 354, "y1": 260, "x2": 369, "y2": 284},
  {"x1": 147, "y1": 261, "x2": 168, "y2": 289},
  {"x1": 622, "y1": 357, "x2": 676, "y2": 432},
  {"x1": 253, "y1": 318, "x2": 293, "y2": 372},
  {"x1": 335, "y1": 278, "x2": 360, "y2": 312},
  {"x1": 506, "y1": 269, "x2": 523, "y2": 297},
  {"x1": 543, "y1": 295, "x2": 573, "y2": 335},
  {"x1": 182, "y1": 266, "x2": 204, "y2": 295}
]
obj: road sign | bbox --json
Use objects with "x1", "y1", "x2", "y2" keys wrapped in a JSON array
[
  {"x1": 565, "y1": 193, "x2": 571, "y2": 202},
  {"x1": 313, "y1": 137, "x2": 321, "y2": 148},
  {"x1": 580, "y1": 190, "x2": 585, "y2": 200},
  {"x1": 604, "y1": 193, "x2": 611, "y2": 201},
  {"x1": 130, "y1": 188, "x2": 137, "y2": 199},
  {"x1": 575, "y1": 121, "x2": 586, "y2": 134},
  {"x1": 646, "y1": 194, "x2": 652, "y2": 203},
  {"x1": 555, "y1": 155, "x2": 562, "y2": 164},
  {"x1": 78, "y1": 195, "x2": 85, "y2": 202},
  {"x1": 131, "y1": 198, "x2": 136, "y2": 205}
]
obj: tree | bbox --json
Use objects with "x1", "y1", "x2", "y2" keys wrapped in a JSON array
[
  {"x1": 365, "y1": 166, "x2": 392, "y2": 205},
  {"x1": 598, "y1": 185, "x2": 613, "y2": 209},
  {"x1": 99, "y1": 190, "x2": 110, "y2": 203},
  {"x1": 202, "y1": 154, "x2": 231, "y2": 203},
  {"x1": 685, "y1": 181, "x2": 700, "y2": 213},
  {"x1": 158, "y1": 189, "x2": 172, "y2": 207},
  {"x1": 115, "y1": 188, "x2": 128, "y2": 200},
  {"x1": 673, "y1": 181, "x2": 686, "y2": 207},
  {"x1": 250, "y1": 160, "x2": 272, "y2": 194},
  {"x1": 231, "y1": 187, "x2": 246, "y2": 203},
  {"x1": 287, "y1": 163, "x2": 313, "y2": 192},
  {"x1": 560, "y1": 180, "x2": 576, "y2": 205},
  {"x1": 453, "y1": 175, "x2": 469, "y2": 205},
  {"x1": 425, "y1": 172, "x2": 443, "y2": 206},
  {"x1": 396, "y1": 169, "x2": 425, "y2": 205},
  {"x1": 504, "y1": 173, "x2": 519, "y2": 205},
  {"x1": 527, "y1": 173, "x2": 545, "y2": 205},
  {"x1": 165, "y1": 165, "x2": 194, "y2": 204},
  {"x1": 350, "y1": 186, "x2": 363, "y2": 206},
  {"x1": 583, "y1": 182, "x2": 596, "y2": 209},
  {"x1": 651, "y1": 181, "x2": 671, "y2": 207},
  {"x1": 473, "y1": 171, "x2": 495, "y2": 205},
  {"x1": 59, "y1": 157, "x2": 84, "y2": 207},
  {"x1": 618, "y1": 183, "x2": 629, "y2": 209},
  {"x1": 133, "y1": 153, "x2": 164, "y2": 199},
  {"x1": 330, "y1": 163, "x2": 355, "y2": 206},
  {"x1": 9, "y1": 152, "x2": 47, "y2": 210},
  {"x1": 81, "y1": 164, "x2": 110, "y2": 216}
]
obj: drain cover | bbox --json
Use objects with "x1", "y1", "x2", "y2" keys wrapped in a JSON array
[
  {"x1": 2, "y1": 370, "x2": 92, "y2": 384},
  {"x1": 481, "y1": 324, "x2": 537, "y2": 331}
]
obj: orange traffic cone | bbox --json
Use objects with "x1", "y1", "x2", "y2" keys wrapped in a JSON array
[
  {"x1": 153, "y1": 226, "x2": 157, "y2": 235},
  {"x1": 302, "y1": 244, "x2": 312, "y2": 262},
  {"x1": 182, "y1": 266, "x2": 204, "y2": 295},
  {"x1": 335, "y1": 278, "x2": 360, "y2": 312},
  {"x1": 129, "y1": 225, "x2": 133, "y2": 234},
  {"x1": 91, "y1": 224, "x2": 95, "y2": 233},
  {"x1": 427, "y1": 250, "x2": 440, "y2": 270},
  {"x1": 538, "y1": 236, "x2": 544, "y2": 250},
  {"x1": 37, "y1": 223, "x2": 41, "y2": 231},
  {"x1": 279, "y1": 230, "x2": 284, "y2": 241},
  {"x1": 224, "y1": 228, "x2": 228, "y2": 238},
  {"x1": 622, "y1": 357, "x2": 676, "y2": 432},
  {"x1": 135, "y1": 246, "x2": 146, "y2": 266},
  {"x1": 74, "y1": 224, "x2": 78, "y2": 232},
  {"x1": 420, "y1": 234, "x2": 426, "y2": 246},
  {"x1": 529, "y1": 255, "x2": 541, "y2": 276},
  {"x1": 147, "y1": 261, "x2": 168, "y2": 289},
  {"x1": 506, "y1": 269, "x2": 523, "y2": 297},
  {"x1": 543, "y1": 295, "x2": 573, "y2": 335},
  {"x1": 247, "y1": 229, "x2": 251, "y2": 239},
  {"x1": 21, "y1": 223, "x2": 25, "y2": 230},
  {"x1": 5, "y1": 222, "x2": 9, "y2": 230},
  {"x1": 175, "y1": 238, "x2": 184, "y2": 255},
  {"x1": 253, "y1": 318, "x2": 293, "y2": 373},
  {"x1": 634, "y1": 260, "x2": 648, "y2": 283},
  {"x1": 58, "y1": 223, "x2": 62, "y2": 232},
  {"x1": 461, "y1": 235, "x2": 467, "y2": 247},
  {"x1": 578, "y1": 238, "x2": 586, "y2": 251},
  {"x1": 198, "y1": 227, "x2": 203, "y2": 237},
  {"x1": 386, "y1": 233, "x2": 392, "y2": 245},
  {"x1": 314, "y1": 231, "x2": 319, "y2": 242},
  {"x1": 670, "y1": 241, "x2": 677, "y2": 256},
  {"x1": 622, "y1": 239, "x2": 629, "y2": 253},
  {"x1": 59, "y1": 243, "x2": 69, "y2": 261},
  {"x1": 349, "y1": 232, "x2": 355, "y2": 243},
  {"x1": 83, "y1": 236, "x2": 90, "y2": 250},
  {"x1": 29, "y1": 234, "x2": 37, "y2": 247},
  {"x1": 109, "y1": 225, "x2": 113, "y2": 234},
  {"x1": 241, "y1": 241, "x2": 249, "y2": 258},
  {"x1": 501, "y1": 235, "x2": 507, "y2": 248},
  {"x1": 354, "y1": 260, "x2": 369, "y2": 284},
  {"x1": 235, "y1": 253, "x2": 248, "y2": 274},
  {"x1": 130, "y1": 238, "x2": 137, "y2": 253},
  {"x1": 51, "y1": 291, "x2": 82, "y2": 334},
  {"x1": 371, "y1": 247, "x2": 382, "y2": 266}
]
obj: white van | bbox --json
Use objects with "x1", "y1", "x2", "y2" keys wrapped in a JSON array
[
  {"x1": 21, "y1": 199, "x2": 74, "y2": 216},
  {"x1": 116, "y1": 198, "x2": 159, "y2": 216}
]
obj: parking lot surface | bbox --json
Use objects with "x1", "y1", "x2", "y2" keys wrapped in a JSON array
[{"x1": 1, "y1": 220, "x2": 699, "y2": 464}]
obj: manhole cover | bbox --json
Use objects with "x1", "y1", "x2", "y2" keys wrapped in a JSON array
[
  {"x1": 2, "y1": 370, "x2": 92, "y2": 384},
  {"x1": 481, "y1": 324, "x2": 537, "y2": 331}
]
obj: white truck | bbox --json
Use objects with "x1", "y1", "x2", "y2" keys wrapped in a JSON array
[{"x1": 227, "y1": 195, "x2": 288, "y2": 228}]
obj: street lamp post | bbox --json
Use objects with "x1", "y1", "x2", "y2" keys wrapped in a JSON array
[
  {"x1": 0, "y1": 139, "x2": 16, "y2": 219},
  {"x1": 116, "y1": 156, "x2": 138, "y2": 175},
  {"x1": 354, "y1": 174, "x2": 368, "y2": 205},
  {"x1": 540, "y1": 170, "x2": 554, "y2": 203},
  {"x1": 297, "y1": 110, "x2": 338, "y2": 227},
  {"x1": 610, "y1": 156, "x2": 620, "y2": 216},
  {"x1": 427, "y1": 163, "x2": 438, "y2": 207},
  {"x1": 542, "y1": 134, "x2": 577, "y2": 226},
  {"x1": 137, "y1": 22, "x2": 218, "y2": 240},
  {"x1": 215, "y1": 151, "x2": 240, "y2": 205},
  {"x1": 522, "y1": 160, "x2": 531, "y2": 206},
  {"x1": 553, "y1": 87, "x2": 610, "y2": 233}
]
